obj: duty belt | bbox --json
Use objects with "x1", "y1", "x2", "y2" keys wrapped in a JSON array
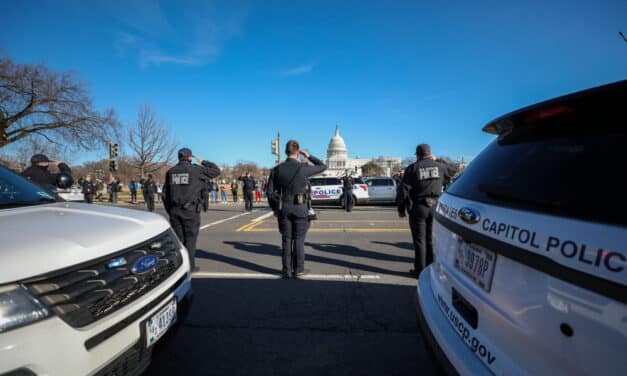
[{"x1": 282, "y1": 193, "x2": 307, "y2": 204}]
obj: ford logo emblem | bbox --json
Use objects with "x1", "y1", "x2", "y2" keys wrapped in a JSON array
[
  {"x1": 131, "y1": 255, "x2": 159, "y2": 274},
  {"x1": 458, "y1": 207, "x2": 480, "y2": 225}
]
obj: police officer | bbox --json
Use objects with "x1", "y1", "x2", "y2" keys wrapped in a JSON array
[
  {"x1": 341, "y1": 171, "x2": 354, "y2": 212},
  {"x1": 267, "y1": 140, "x2": 327, "y2": 278},
  {"x1": 142, "y1": 174, "x2": 158, "y2": 212},
  {"x1": 163, "y1": 148, "x2": 220, "y2": 272},
  {"x1": 81, "y1": 174, "x2": 97, "y2": 203},
  {"x1": 238, "y1": 172, "x2": 256, "y2": 212},
  {"x1": 21, "y1": 154, "x2": 72, "y2": 188},
  {"x1": 398, "y1": 144, "x2": 456, "y2": 276}
]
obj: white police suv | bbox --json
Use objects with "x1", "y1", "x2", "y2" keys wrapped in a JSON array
[
  {"x1": 309, "y1": 176, "x2": 369, "y2": 205},
  {"x1": 415, "y1": 80, "x2": 627, "y2": 375},
  {"x1": 0, "y1": 166, "x2": 192, "y2": 376}
]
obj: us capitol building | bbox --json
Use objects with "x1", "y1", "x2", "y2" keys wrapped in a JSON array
[{"x1": 320, "y1": 126, "x2": 401, "y2": 177}]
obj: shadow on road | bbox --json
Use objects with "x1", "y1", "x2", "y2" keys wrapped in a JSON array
[
  {"x1": 196, "y1": 249, "x2": 280, "y2": 274},
  {"x1": 371, "y1": 241, "x2": 414, "y2": 251},
  {"x1": 222, "y1": 241, "x2": 411, "y2": 278},
  {"x1": 305, "y1": 242, "x2": 413, "y2": 263},
  {"x1": 147, "y1": 278, "x2": 439, "y2": 376}
]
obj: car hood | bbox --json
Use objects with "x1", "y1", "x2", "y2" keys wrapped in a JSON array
[{"x1": 0, "y1": 202, "x2": 171, "y2": 284}]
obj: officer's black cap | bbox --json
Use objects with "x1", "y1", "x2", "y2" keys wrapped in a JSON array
[
  {"x1": 416, "y1": 144, "x2": 431, "y2": 156},
  {"x1": 31, "y1": 154, "x2": 50, "y2": 164},
  {"x1": 178, "y1": 148, "x2": 192, "y2": 160}
]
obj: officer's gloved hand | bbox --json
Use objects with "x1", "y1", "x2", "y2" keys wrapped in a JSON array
[{"x1": 398, "y1": 210, "x2": 406, "y2": 218}]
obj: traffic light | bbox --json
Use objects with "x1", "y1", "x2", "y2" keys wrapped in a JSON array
[
  {"x1": 271, "y1": 139, "x2": 279, "y2": 156},
  {"x1": 109, "y1": 160, "x2": 117, "y2": 172},
  {"x1": 109, "y1": 143, "x2": 119, "y2": 159}
]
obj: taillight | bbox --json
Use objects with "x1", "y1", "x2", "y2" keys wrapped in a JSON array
[{"x1": 360, "y1": 184, "x2": 367, "y2": 191}]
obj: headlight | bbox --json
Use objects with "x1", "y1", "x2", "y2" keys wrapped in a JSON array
[{"x1": 0, "y1": 285, "x2": 49, "y2": 333}]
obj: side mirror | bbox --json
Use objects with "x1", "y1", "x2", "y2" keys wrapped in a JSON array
[{"x1": 56, "y1": 172, "x2": 74, "y2": 189}]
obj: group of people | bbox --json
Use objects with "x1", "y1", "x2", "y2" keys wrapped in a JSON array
[{"x1": 20, "y1": 140, "x2": 454, "y2": 279}]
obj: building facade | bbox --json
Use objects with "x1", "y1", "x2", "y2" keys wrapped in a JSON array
[{"x1": 320, "y1": 126, "x2": 400, "y2": 177}]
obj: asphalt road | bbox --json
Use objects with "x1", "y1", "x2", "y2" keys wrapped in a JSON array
[{"x1": 134, "y1": 201, "x2": 440, "y2": 376}]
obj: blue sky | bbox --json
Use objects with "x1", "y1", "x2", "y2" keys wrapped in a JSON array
[{"x1": 2, "y1": 0, "x2": 626, "y2": 166}]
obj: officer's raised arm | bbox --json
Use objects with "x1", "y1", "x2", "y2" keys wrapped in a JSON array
[
  {"x1": 194, "y1": 156, "x2": 221, "y2": 179},
  {"x1": 299, "y1": 150, "x2": 327, "y2": 177}
]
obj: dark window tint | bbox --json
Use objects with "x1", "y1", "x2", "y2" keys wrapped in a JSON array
[
  {"x1": 448, "y1": 124, "x2": 626, "y2": 226},
  {"x1": 0, "y1": 167, "x2": 56, "y2": 207},
  {"x1": 325, "y1": 178, "x2": 342, "y2": 185},
  {"x1": 353, "y1": 178, "x2": 365, "y2": 184},
  {"x1": 370, "y1": 179, "x2": 394, "y2": 186}
]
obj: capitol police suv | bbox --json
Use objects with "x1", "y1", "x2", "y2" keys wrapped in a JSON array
[
  {"x1": 0, "y1": 165, "x2": 193, "y2": 375},
  {"x1": 415, "y1": 80, "x2": 627, "y2": 375}
]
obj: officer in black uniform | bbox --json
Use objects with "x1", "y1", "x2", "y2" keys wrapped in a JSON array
[
  {"x1": 398, "y1": 144, "x2": 456, "y2": 276},
  {"x1": 163, "y1": 148, "x2": 220, "y2": 271},
  {"x1": 142, "y1": 174, "x2": 158, "y2": 212},
  {"x1": 267, "y1": 140, "x2": 327, "y2": 278},
  {"x1": 341, "y1": 171, "x2": 354, "y2": 212},
  {"x1": 238, "y1": 172, "x2": 256, "y2": 212},
  {"x1": 81, "y1": 174, "x2": 97, "y2": 203},
  {"x1": 21, "y1": 154, "x2": 72, "y2": 188}
]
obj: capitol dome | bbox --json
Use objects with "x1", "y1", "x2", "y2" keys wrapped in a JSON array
[{"x1": 327, "y1": 126, "x2": 348, "y2": 159}]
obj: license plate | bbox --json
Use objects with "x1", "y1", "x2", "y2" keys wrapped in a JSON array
[
  {"x1": 454, "y1": 242, "x2": 497, "y2": 292},
  {"x1": 145, "y1": 299, "x2": 177, "y2": 348}
]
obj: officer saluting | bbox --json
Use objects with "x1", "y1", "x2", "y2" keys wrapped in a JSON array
[
  {"x1": 398, "y1": 144, "x2": 456, "y2": 276},
  {"x1": 163, "y1": 148, "x2": 220, "y2": 272},
  {"x1": 21, "y1": 154, "x2": 72, "y2": 189},
  {"x1": 267, "y1": 140, "x2": 327, "y2": 278},
  {"x1": 340, "y1": 171, "x2": 354, "y2": 212}
]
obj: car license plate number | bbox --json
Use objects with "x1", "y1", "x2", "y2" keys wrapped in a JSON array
[
  {"x1": 145, "y1": 299, "x2": 177, "y2": 348},
  {"x1": 454, "y1": 242, "x2": 496, "y2": 292}
]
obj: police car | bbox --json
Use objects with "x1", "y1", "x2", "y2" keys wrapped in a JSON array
[
  {"x1": 415, "y1": 80, "x2": 627, "y2": 375},
  {"x1": 309, "y1": 176, "x2": 369, "y2": 206},
  {"x1": 0, "y1": 165, "x2": 192, "y2": 376}
]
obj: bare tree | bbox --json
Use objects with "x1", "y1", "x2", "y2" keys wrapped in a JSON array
[
  {"x1": 361, "y1": 161, "x2": 385, "y2": 177},
  {"x1": 0, "y1": 56, "x2": 119, "y2": 149},
  {"x1": 128, "y1": 104, "x2": 177, "y2": 177}
]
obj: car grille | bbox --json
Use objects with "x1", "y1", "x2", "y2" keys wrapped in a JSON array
[
  {"x1": 23, "y1": 230, "x2": 183, "y2": 328},
  {"x1": 93, "y1": 341, "x2": 152, "y2": 376}
]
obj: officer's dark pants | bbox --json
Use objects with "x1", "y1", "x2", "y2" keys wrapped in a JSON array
[
  {"x1": 277, "y1": 202, "x2": 310, "y2": 276},
  {"x1": 85, "y1": 194, "x2": 94, "y2": 204},
  {"x1": 244, "y1": 190, "x2": 254, "y2": 211},
  {"x1": 131, "y1": 191, "x2": 137, "y2": 203},
  {"x1": 169, "y1": 206, "x2": 201, "y2": 269},
  {"x1": 146, "y1": 194, "x2": 155, "y2": 212},
  {"x1": 409, "y1": 203, "x2": 434, "y2": 272},
  {"x1": 343, "y1": 191, "x2": 354, "y2": 212},
  {"x1": 232, "y1": 192, "x2": 238, "y2": 202}
]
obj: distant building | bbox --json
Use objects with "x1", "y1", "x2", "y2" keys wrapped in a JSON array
[{"x1": 319, "y1": 126, "x2": 400, "y2": 177}]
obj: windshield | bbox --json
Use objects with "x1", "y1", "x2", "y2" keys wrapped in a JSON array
[
  {"x1": 0, "y1": 166, "x2": 57, "y2": 208},
  {"x1": 447, "y1": 124, "x2": 626, "y2": 226}
]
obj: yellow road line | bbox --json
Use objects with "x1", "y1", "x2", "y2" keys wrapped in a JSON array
[
  {"x1": 236, "y1": 221, "x2": 256, "y2": 232},
  {"x1": 246, "y1": 228, "x2": 410, "y2": 233},
  {"x1": 313, "y1": 220, "x2": 405, "y2": 223},
  {"x1": 236, "y1": 219, "x2": 266, "y2": 232}
]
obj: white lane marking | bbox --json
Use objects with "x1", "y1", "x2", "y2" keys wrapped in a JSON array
[
  {"x1": 200, "y1": 211, "x2": 252, "y2": 230},
  {"x1": 193, "y1": 272, "x2": 279, "y2": 279},
  {"x1": 192, "y1": 272, "x2": 381, "y2": 280},
  {"x1": 252, "y1": 211, "x2": 274, "y2": 222}
]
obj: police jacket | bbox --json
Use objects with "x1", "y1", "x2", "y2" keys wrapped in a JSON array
[
  {"x1": 21, "y1": 163, "x2": 71, "y2": 188},
  {"x1": 142, "y1": 179, "x2": 157, "y2": 195},
  {"x1": 341, "y1": 176, "x2": 354, "y2": 191},
  {"x1": 238, "y1": 176, "x2": 256, "y2": 192},
  {"x1": 81, "y1": 181, "x2": 97, "y2": 195},
  {"x1": 110, "y1": 179, "x2": 122, "y2": 193},
  {"x1": 397, "y1": 158, "x2": 456, "y2": 213},
  {"x1": 267, "y1": 155, "x2": 327, "y2": 200},
  {"x1": 163, "y1": 160, "x2": 220, "y2": 212}
]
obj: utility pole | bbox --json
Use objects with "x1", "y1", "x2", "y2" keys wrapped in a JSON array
[{"x1": 271, "y1": 131, "x2": 281, "y2": 165}]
